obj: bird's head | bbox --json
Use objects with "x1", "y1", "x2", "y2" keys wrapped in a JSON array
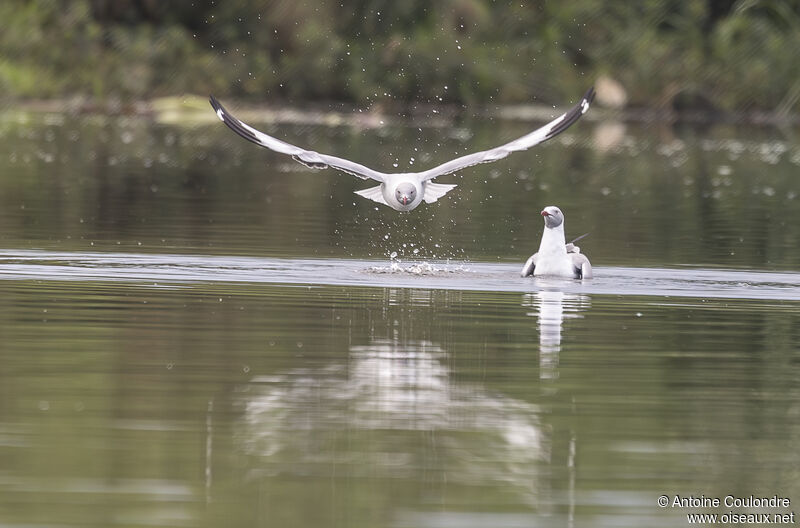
[
  {"x1": 540, "y1": 206, "x2": 565, "y2": 228},
  {"x1": 395, "y1": 183, "x2": 417, "y2": 206}
]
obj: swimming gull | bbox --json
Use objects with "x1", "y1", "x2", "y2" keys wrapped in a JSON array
[
  {"x1": 521, "y1": 206, "x2": 592, "y2": 279},
  {"x1": 209, "y1": 87, "x2": 594, "y2": 212}
]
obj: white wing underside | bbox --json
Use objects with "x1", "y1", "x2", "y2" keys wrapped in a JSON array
[
  {"x1": 352, "y1": 182, "x2": 458, "y2": 205},
  {"x1": 423, "y1": 182, "x2": 458, "y2": 203},
  {"x1": 209, "y1": 87, "x2": 594, "y2": 183},
  {"x1": 353, "y1": 185, "x2": 387, "y2": 205}
]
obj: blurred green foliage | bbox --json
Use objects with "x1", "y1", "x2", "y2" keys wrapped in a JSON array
[{"x1": 1, "y1": 0, "x2": 799, "y2": 113}]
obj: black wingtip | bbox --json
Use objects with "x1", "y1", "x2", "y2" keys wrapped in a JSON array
[
  {"x1": 209, "y1": 95, "x2": 225, "y2": 117},
  {"x1": 583, "y1": 86, "x2": 596, "y2": 106},
  {"x1": 544, "y1": 86, "x2": 595, "y2": 140},
  {"x1": 207, "y1": 95, "x2": 264, "y2": 147}
]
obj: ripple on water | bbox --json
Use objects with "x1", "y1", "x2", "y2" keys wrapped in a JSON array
[{"x1": 0, "y1": 250, "x2": 798, "y2": 301}]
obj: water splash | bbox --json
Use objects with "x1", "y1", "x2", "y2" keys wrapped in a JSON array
[{"x1": 367, "y1": 259, "x2": 470, "y2": 276}]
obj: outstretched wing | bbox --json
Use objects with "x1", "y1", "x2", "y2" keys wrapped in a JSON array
[
  {"x1": 417, "y1": 86, "x2": 595, "y2": 182},
  {"x1": 209, "y1": 96, "x2": 387, "y2": 182},
  {"x1": 211, "y1": 86, "x2": 593, "y2": 184}
]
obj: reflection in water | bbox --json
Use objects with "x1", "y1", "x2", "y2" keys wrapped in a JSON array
[
  {"x1": 523, "y1": 290, "x2": 589, "y2": 527},
  {"x1": 523, "y1": 291, "x2": 590, "y2": 380},
  {"x1": 240, "y1": 337, "x2": 549, "y2": 509},
  {"x1": 1, "y1": 279, "x2": 798, "y2": 527}
]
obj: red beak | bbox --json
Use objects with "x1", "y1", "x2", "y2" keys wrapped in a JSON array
[
  {"x1": 401, "y1": 196, "x2": 409, "y2": 205},
  {"x1": 541, "y1": 210, "x2": 550, "y2": 217}
]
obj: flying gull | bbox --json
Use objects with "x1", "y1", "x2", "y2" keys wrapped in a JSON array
[
  {"x1": 521, "y1": 206, "x2": 592, "y2": 279},
  {"x1": 209, "y1": 87, "x2": 594, "y2": 212}
]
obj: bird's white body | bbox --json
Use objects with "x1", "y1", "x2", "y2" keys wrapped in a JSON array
[
  {"x1": 354, "y1": 177, "x2": 458, "y2": 212},
  {"x1": 521, "y1": 206, "x2": 592, "y2": 279},
  {"x1": 532, "y1": 222, "x2": 577, "y2": 277},
  {"x1": 209, "y1": 88, "x2": 594, "y2": 212}
]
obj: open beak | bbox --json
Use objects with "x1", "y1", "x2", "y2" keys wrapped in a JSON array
[{"x1": 541, "y1": 210, "x2": 550, "y2": 217}]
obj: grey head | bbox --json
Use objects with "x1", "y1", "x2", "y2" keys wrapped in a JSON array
[
  {"x1": 395, "y1": 182, "x2": 417, "y2": 206},
  {"x1": 541, "y1": 205, "x2": 564, "y2": 228}
]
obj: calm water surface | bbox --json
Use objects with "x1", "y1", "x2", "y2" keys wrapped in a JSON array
[{"x1": 0, "y1": 110, "x2": 798, "y2": 527}]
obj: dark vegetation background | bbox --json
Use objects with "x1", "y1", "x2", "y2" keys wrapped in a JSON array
[{"x1": 1, "y1": 0, "x2": 799, "y2": 117}]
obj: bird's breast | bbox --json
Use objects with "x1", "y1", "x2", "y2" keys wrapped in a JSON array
[{"x1": 532, "y1": 254, "x2": 575, "y2": 277}]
